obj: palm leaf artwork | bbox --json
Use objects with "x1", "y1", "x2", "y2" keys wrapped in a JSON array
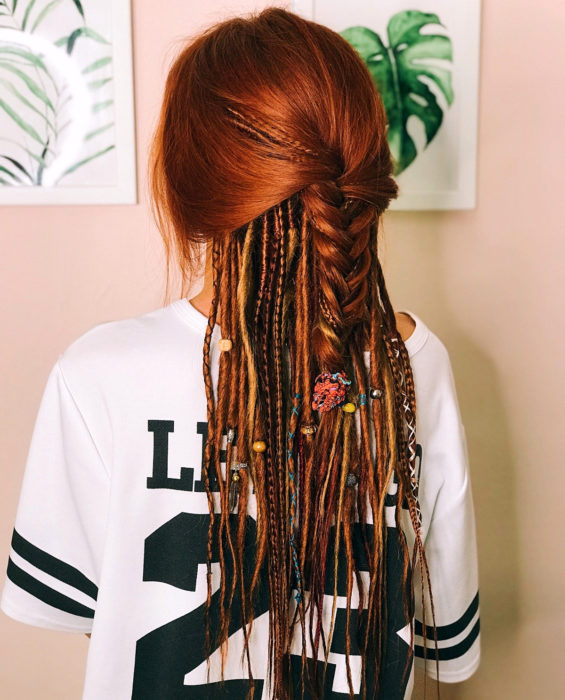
[
  {"x1": 0, "y1": 0, "x2": 115, "y2": 187},
  {"x1": 341, "y1": 10, "x2": 454, "y2": 175}
]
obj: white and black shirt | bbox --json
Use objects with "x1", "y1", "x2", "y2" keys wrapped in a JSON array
[{"x1": 1, "y1": 299, "x2": 481, "y2": 698}]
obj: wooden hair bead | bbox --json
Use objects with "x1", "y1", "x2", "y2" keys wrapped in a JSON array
[
  {"x1": 218, "y1": 338, "x2": 232, "y2": 351},
  {"x1": 342, "y1": 402, "x2": 356, "y2": 413},
  {"x1": 252, "y1": 440, "x2": 267, "y2": 453},
  {"x1": 300, "y1": 424, "x2": 317, "y2": 435}
]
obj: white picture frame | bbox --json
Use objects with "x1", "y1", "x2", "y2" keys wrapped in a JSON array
[
  {"x1": 0, "y1": 0, "x2": 136, "y2": 205},
  {"x1": 292, "y1": 1, "x2": 482, "y2": 210}
]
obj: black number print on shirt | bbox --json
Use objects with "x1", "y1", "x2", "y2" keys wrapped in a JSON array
[
  {"x1": 132, "y1": 517, "x2": 414, "y2": 699},
  {"x1": 132, "y1": 420, "x2": 415, "y2": 698}
]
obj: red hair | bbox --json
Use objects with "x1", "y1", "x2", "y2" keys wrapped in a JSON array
[
  {"x1": 151, "y1": 6, "x2": 397, "y2": 290},
  {"x1": 150, "y1": 7, "x2": 438, "y2": 700}
]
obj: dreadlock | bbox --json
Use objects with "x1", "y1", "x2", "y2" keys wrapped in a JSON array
[{"x1": 150, "y1": 6, "x2": 440, "y2": 699}]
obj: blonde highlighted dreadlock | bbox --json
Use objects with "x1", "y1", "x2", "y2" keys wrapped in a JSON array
[{"x1": 150, "y1": 6, "x2": 441, "y2": 699}]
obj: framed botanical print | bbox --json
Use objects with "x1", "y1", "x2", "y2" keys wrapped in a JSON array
[{"x1": 0, "y1": 0, "x2": 136, "y2": 205}]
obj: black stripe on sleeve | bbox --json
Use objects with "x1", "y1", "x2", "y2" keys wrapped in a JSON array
[
  {"x1": 7, "y1": 558, "x2": 95, "y2": 619},
  {"x1": 415, "y1": 618, "x2": 480, "y2": 661},
  {"x1": 11, "y1": 529, "x2": 98, "y2": 601},
  {"x1": 415, "y1": 591, "x2": 479, "y2": 641}
]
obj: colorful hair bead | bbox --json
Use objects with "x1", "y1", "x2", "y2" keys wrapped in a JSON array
[
  {"x1": 312, "y1": 370, "x2": 352, "y2": 412},
  {"x1": 252, "y1": 440, "x2": 267, "y2": 453},
  {"x1": 342, "y1": 402, "x2": 356, "y2": 413},
  {"x1": 358, "y1": 393, "x2": 367, "y2": 406}
]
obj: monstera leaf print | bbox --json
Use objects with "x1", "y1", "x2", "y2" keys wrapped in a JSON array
[{"x1": 341, "y1": 10, "x2": 454, "y2": 175}]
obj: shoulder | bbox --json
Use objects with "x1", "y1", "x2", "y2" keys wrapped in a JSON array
[
  {"x1": 397, "y1": 310, "x2": 461, "y2": 426},
  {"x1": 61, "y1": 308, "x2": 159, "y2": 364},
  {"x1": 394, "y1": 309, "x2": 454, "y2": 383},
  {"x1": 395, "y1": 311, "x2": 416, "y2": 343},
  {"x1": 56, "y1": 303, "x2": 188, "y2": 394}
]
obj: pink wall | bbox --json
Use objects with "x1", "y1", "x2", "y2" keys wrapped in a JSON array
[{"x1": 1, "y1": 0, "x2": 564, "y2": 697}]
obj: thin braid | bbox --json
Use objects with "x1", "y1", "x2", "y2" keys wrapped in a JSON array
[
  {"x1": 273, "y1": 203, "x2": 289, "y2": 615},
  {"x1": 258, "y1": 209, "x2": 286, "y2": 697},
  {"x1": 201, "y1": 238, "x2": 222, "y2": 682},
  {"x1": 232, "y1": 227, "x2": 257, "y2": 698},
  {"x1": 214, "y1": 237, "x2": 235, "y2": 677},
  {"x1": 285, "y1": 200, "x2": 310, "y2": 697},
  {"x1": 362, "y1": 219, "x2": 392, "y2": 700},
  {"x1": 194, "y1": 192, "x2": 439, "y2": 700},
  {"x1": 325, "y1": 410, "x2": 352, "y2": 673},
  {"x1": 225, "y1": 106, "x2": 319, "y2": 159},
  {"x1": 223, "y1": 232, "x2": 245, "y2": 652},
  {"x1": 374, "y1": 243, "x2": 441, "y2": 697},
  {"x1": 236, "y1": 220, "x2": 269, "y2": 605},
  {"x1": 349, "y1": 334, "x2": 374, "y2": 699}
]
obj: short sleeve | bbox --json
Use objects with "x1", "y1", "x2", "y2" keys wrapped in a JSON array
[
  {"x1": 412, "y1": 344, "x2": 481, "y2": 683},
  {"x1": 1, "y1": 358, "x2": 110, "y2": 633}
]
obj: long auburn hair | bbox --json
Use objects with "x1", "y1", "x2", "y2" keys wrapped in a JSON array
[{"x1": 150, "y1": 7, "x2": 439, "y2": 699}]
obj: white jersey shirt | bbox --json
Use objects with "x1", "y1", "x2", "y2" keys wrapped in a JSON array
[{"x1": 1, "y1": 299, "x2": 481, "y2": 698}]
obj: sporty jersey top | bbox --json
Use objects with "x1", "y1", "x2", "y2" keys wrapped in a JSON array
[{"x1": 1, "y1": 298, "x2": 481, "y2": 699}]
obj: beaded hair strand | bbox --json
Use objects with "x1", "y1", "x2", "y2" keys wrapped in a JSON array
[
  {"x1": 150, "y1": 7, "x2": 442, "y2": 699},
  {"x1": 194, "y1": 198, "x2": 441, "y2": 700}
]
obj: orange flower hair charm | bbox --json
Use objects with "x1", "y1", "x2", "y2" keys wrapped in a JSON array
[{"x1": 312, "y1": 371, "x2": 352, "y2": 412}]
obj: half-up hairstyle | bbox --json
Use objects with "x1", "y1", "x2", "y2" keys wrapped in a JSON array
[{"x1": 151, "y1": 7, "x2": 439, "y2": 699}]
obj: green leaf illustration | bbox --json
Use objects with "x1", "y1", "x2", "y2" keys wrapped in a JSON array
[
  {"x1": 0, "y1": 79, "x2": 56, "y2": 132},
  {"x1": 0, "y1": 60, "x2": 55, "y2": 111},
  {"x1": 82, "y1": 56, "x2": 111, "y2": 74},
  {"x1": 0, "y1": 45, "x2": 58, "y2": 94},
  {"x1": 0, "y1": 97, "x2": 44, "y2": 143},
  {"x1": 85, "y1": 121, "x2": 114, "y2": 140},
  {"x1": 92, "y1": 98, "x2": 113, "y2": 113},
  {"x1": 31, "y1": 0, "x2": 63, "y2": 33},
  {"x1": 71, "y1": 0, "x2": 84, "y2": 19},
  {"x1": 21, "y1": 0, "x2": 38, "y2": 31},
  {"x1": 1, "y1": 153, "x2": 33, "y2": 181},
  {"x1": 87, "y1": 76, "x2": 111, "y2": 90},
  {"x1": 0, "y1": 45, "x2": 48, "y2": 68},
  {"x1": 20, "y1": 144, "x2": 47, "y2": 167},
  {"x1": 55, "y1": 26, "x2": 109, "y2": 55},
  {"x1": 36, "y1": 139, "x2": 49, "y2": 184},
  {"x1": 341, "y1": 10, "x2": 454, "y2": 174},
  {"x1": 1, "y1": 2, "x2": 116, "y2": 187},
  {"x1": 62, "y1": 143, "x2": 114, "y2": 176},
  {"x1": 0, "y1": 163, "x2": 23, "y2": 183}
]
